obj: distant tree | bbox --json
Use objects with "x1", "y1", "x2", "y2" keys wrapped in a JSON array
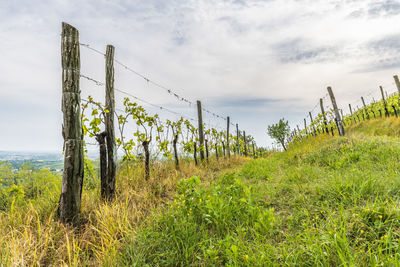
[{"x1": 267, "y1": 118, "x2": 290, "y2": 151}]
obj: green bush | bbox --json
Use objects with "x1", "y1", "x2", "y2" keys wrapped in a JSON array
[{"x1": 120, "y1": 174, "x2": 275, "y2": 266}]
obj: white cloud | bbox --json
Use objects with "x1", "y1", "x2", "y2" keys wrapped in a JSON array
[{"x1": 1, "y1": 0, "x2": 400, "y2": 151}]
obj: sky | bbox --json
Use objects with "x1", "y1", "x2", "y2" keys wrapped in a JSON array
[{"x1": 1, "y1": 0, "x2": 400, "y2": 152}]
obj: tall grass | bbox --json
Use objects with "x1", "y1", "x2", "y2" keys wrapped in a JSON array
[
  {"x1": 0, "y1": 156, "x2": 245, "y2": 266},
  {"x1": 3, "y1": 117, "x2": 400, "y2": 266},
  {"x1": 117, "y1": 117, "x2": 400, "y2": 266}
]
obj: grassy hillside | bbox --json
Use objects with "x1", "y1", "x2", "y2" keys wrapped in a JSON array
[
  {"x1": 120, "y1": 117, "x2": 400, "y2": 266},
  {"x1": 1, "y1": 117, "x2": 400, "y2": 266}
]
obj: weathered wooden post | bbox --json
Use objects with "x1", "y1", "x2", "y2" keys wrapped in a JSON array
[
  {"x1": 309, "y1": 112, "x2": 316, "y2": 135},
  {"x1": 96, "y1": 132, "x2": 107, "y2": 198},
  {"x1": 349, "y1": 104, "x2": 353, "y2": 116},
  {"x1": 380, "y1": 86, "x2": 389, "y2": 116},
  {"x1": 394, "y1": 75, "x2": 400, "y2": 95},
  {"x1": 243, "y1": 131, "x2": 248, "y2": 156},
  {"x1": 320, "y1": 98, "x2": 329, "y2": 134},
  {"x1": 104, "y1": 44, "x2": 116, "y2": 200},
  {"x1": 361, "y1": 97, "x2": 369, "y2": 120},
  {"x1": 215, "y1": 143, "x2": 219, "y2": 161},
  {"x1": 226, "y1": 116, "x2": 230, "y2": 158},
  {"x1": 252, "y1": 142, "x2": 256, "y2": 158},
  {"x1": 193, "y1": 142, "x2": 198, "y2": 166},
  {"x1": 196, "y1": 101, "x2": 205, "y2": 161},
  {"x1": 236, "y1": 124, "x2": 240, "y2": 154},
  {"x1": 205, "y1": 139, "x2": 209, "y2": 163},
  {"x1": 327, "y1": 87, "x2": 344, "y2": 136},
  {"x1": 172, "y1": 133, "x2": 179, "y2": 170},
  {"x1": 59, "y1": 22, "x2": 84, "y2": 225},
  {"x1": 304, "y1": 118, "x2": 308, "y2": 135}
]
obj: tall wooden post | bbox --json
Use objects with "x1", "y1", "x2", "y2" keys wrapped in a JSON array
[
  {"x1": 226, "y1": 116, "x2": 230, "y2": 158},
  {"x1": 349, "y1": 104, "x2": 353, "y2": 116},
  {"x1": 205, "y1": 139, "x2": 209, "y2": 163},
  {"x1": 252, "y1": 142, "x2": 255, "y2": 158},
  {"x1": 236, "y1": 124, "x2": 240, "y2": 154},
  {"x1": 304, "y1": 118, "x2": 308, "y2": 135},
  {"x1": 327, "y1": 86, "x2": 345, "y2": 136},
  {"x1": 60, "y1": 22, "x2": 84, "y2": 225},
  {"x1": 96, "y1": 132, "x2": 107, "y2": 198},
  {"x1": 105, "y1": 45, "x2": 116, "y2": 200},
  {"x1": 243, "y1": 131, "x2": 248, "y2": 156},
  {"x1": 196, "y1": 101, "x2": 205, "y2": 161},
  {"x1": 394, "y1": 75, "x2": 400, "y2": 95},
  {"x1": 361, "y1": 96, "x2": 369, "y2": 120},
  {"x1": 361, "y1": 96, "x2": 366, "y2": 107},
  {"x1": 380, "y1": 86, "x2": 386, "y2": 101},
  {"x1": 320, "y1": 98, "x2": 329, "y2": 134}
]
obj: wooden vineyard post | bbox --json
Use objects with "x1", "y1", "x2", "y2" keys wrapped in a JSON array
[
  {"x1": 304, "y1": 119, "x2": 308, "y2": 135},
  {"x1": 96, "y1": 132, "x2": 107, "y2": 197},
  {"x1": 194, "y1": 142, "x2": 198, "y2": 166},
  {"x1": 205, "y1": 139, "x2": 209, "y2": 163},
  {"x1": 59, "y1": 22, "x2": 84, "y2": 225},
  {"x1": 320, "y1": 98, "x2": 329, "y2": 134},
  {"x1": 104, "y1": 44, "x2": 116, "y2": 200},
  {"x1": 226, "y1": 116, "x2": 230, "y2": 158},
  {"x1": 196, "y1": 101, "x2": 205, "y2": 161},
  {"x1": 394, "y1": 75, "x2": 400, "y2": 95},
  {"x1": 172, "y1": 133, "x2": 179, "y2": 170},
  {"x1": 361, "y1": 97, "x2": 369, "y2": 119},
  {"x1": 349, "y1": 104, "x2": 355, "y2": 124},
  {"x1": 252, "y1": 142, "x2": 255, "y2": 158},
  {"x1": 327, "y1": 87, "x2": 345, "y2": 136},
  {"x1": 236, "y1": 124, "x2": 240, "y2": 154},
  {"x1": 380, "y1": 86, "x2": 389, "y2": 116},
  {"x1": 243, "y1": 131, "x2": 248, "y2": 156},
  {"x1": 309, "y1": 112, "x2": 316, "y2": 135}
]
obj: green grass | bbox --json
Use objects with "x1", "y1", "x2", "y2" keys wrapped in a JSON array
[{"x1": 120, "y1": 118, "x2": 400, "y2": 266}]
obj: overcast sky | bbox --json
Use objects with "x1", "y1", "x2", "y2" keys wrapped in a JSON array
[{"x1": 1, "y1": 0, "x2": 400, "y2": 152}]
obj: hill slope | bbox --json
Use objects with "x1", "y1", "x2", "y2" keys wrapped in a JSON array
[
  {"x1": 1, "y1": 118, "x2": 400, "y2": 266},
  {"x1": 121, "y1": 118, "x2": 400, "y2": 266}
]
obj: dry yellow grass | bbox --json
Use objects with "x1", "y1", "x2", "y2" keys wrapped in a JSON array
[{"x1": 0, "y1": 156, "x2": 246, "y2": 266}]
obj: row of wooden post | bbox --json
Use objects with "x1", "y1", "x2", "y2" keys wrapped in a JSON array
[
  {"x1": 291, "y1": 75, "x2": 400, "y2": 142},
  {"x1": 60, "y1": 22, "x2": 118, "y2": 225},
  {"x1": 59, "y1": 22, "x2": 257, "y2": 225},
  {"x1": 195, "y1": 100, "x2": 254, "y2": 163}
]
